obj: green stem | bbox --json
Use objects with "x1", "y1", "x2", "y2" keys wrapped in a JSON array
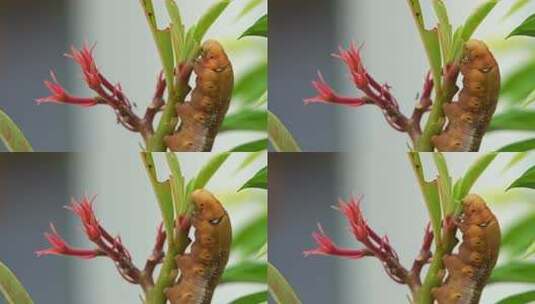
[
  {"x1": 406, "y1": 0, "x2": 446, "y2": 151},
  {"x1": 415, "y1": 231, "x2": 457, "y2": 304},
  {"x1": 147, "y1": 80, "x2": 190, "y2": 151},
  {"x1": 406, "y1": 0, "x2": 442, "y2": 90},
  {"x1": 408, "y1": 152, "x2": 442, "y2": 247},
  {"x1": 140, "y1": 0, "x2": 174, "y2": 92},
  {"x1": 145, "y1": 234, "x2": 190, "y2": 304},
  {"x1": 141, "y1": 152, "x2": 191, "y2": 304},
  {"x1": 410, "y1": 153, "x2": 457, "y2": 303}
]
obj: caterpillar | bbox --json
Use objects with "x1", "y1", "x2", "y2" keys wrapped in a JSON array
[
  {"x1": 432, "y1": 39, "x2": 500, "y2": 152},
  {"x1": 165, "y1": 40, "x2": 234, "y2": 152},
  {"x1": 165, "y1": 189, "x2": 232, "y2": 304},
  {"x1": 432, "y1": 194, "x2": 501, "y2": 304}
]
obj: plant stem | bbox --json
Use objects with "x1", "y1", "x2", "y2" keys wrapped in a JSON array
[
  {"x1": 140, "y1": 0, "x2": 174, "y2": 93},
  {"x1": 406, "y1": 0, "x2": 446, "y2": 151},
  {"x1": 409, "y1": 152, "x2": 457, "y2": 304},
  {"x1": 147, "y1": 78, "x2": 190, "y2": 151},
  {"x1": 406, "y1": 0, "x2": 442, "y2": 90},
  {"x1": 145, "y1": 233, "x2": 190, "y2": 304},
  {"x1": 141, "y1": 152, "x2": 191, "y2": 304},
  {"x1": 140, "y1": 0, "x2": 191, "y2": 152},
  {"x1": 408, "y1": 152, "x2": 442, "y2": 246}
]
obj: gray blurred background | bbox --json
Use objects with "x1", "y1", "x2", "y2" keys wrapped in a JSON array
[
  {"x1": 270, "y1": 152, "x2": 533, "y2": 303},
  {"x1": 269, "y1": 0, "x2": 534, "y2": 152},
  {"x1": 0, "y1": 0, "x2": 73, "y2": 151},
  {"x1": 0, "y1": 154, "x2": 75, "y2": 303},
  {"x1": 0, "y1": 0, "x2": 265, "y2": 152},
  {"x1": 0, "y1": 152, "x2": 266, "y2": 304}
]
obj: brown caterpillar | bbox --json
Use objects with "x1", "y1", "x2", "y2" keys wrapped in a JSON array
[
  {"x1": 432, "y1": 194, "x2": 501, "y2": 304},
  {"x1": 165, "y1": 40, "x2": 234, "y2": 152},
  {"x1": 432, "y1": 40, "x2": 500, "y2": 152},
  {"x1": 165, "y1": 189, "x2": 232, "y2": 304}
]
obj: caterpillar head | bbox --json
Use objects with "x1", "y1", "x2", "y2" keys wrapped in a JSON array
[
  {"x1": 200, "y1": 40, "x2": 231, "y2": 71},
  {"x1": 461, "y1": 40, "x2": 497, "y2": 73},
  {"x1": 460, "y1": 194, "x2": 494, "y2": 226},
  {"x1": 191, "y1": 189, "x2": 226, "y2": 225}
]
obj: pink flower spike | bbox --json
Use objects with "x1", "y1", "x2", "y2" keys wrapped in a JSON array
[
  {"x1": 36, "y1": 224, "x2": 98, "y2": 259},
  {"x1": 304, "y1": 72, "x2": 367, "y2": 107},
  {"x1": 36, "y1": 72, "x2": 98, "y2": 107},
  {"x1": 333, "y1": 42, "x2": 369, "y2": 88},
  {"x1": 67, "y1": 197, "x2": 102, "y2": 241},
  {"x1": 66, "y1": 43, "x2": 102, "y2": 89},
  {"x1": 304, "y1": 224, "x2": 369, "y2": 259},
  {"x1": 337, "y1": 197, "x2": 369, "y2": 241}
]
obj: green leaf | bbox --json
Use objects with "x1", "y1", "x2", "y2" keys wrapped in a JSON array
[
  {"x1": 221, "y1": 261, "x2": 267, "y2": 283},
  {"x1": 409, "y1": 152, "x2": 442, "y2": 243},
  {"x1": 236, "y1": 151, "x2": 264, "y2": 172},
  {"x1": 508, "y1": 13, "x2": 535, "y2": 38},
  {"x1": 500, "y1": 59, "x2": 535, "y2": 105},
  {"x1": 423, "y1": 29, "x2": 443, "y2": 89},
  {"x1": 194, "y1": 0, "x2": 230, "y2": 43},
  {"x1": 508, "y1": 165, "x2": 535, "y2": 190},
  {"x1": 424, "y1": 181, "x2": 442, "y2": 240},
  {"x1": 504, "y1": 0, "x2": 533, "y2": 19},
  {"x1": 256, "y1": 241, "x2": 267, "y2": 258},
  {"x1": 462, "y1": 0, "x2": 498, "y2": 40},
  {"x1": 499, "y1": 138, "x2": 535, "y2": 152},
  {"x1": 240, "y1": 14, "x2": 267, "y2": 38},
  {"x1": 230, "y1": 291, "x2": 268, "y2": 304},
  {"x1": 0, "y1": 262, "x2": 33, "y2": 304},
  {"x1": 525, "y1": 241, "x2": 535, "y2": 257},
  {"x1": 490, "y1": 262, "x2": 535, "y2": 283},
  {"x1": 522, "y1": 88, "x2": 535, "y2": 107},
  {"x1": 256, "y1": 91, "x2": 268, "y2": 107},
  {"x1": 503, "y1": 152, "x2": 530, "y2": 172},
  {"x1": 489, "y1": 110, "x2": 535, "y2": 132},
  {"x1": 141, "y1": 153, "x2": 174, "y2": 243},
  {"x1": 433, "y1": 152, "x2": 453, "y2": 215},
  {"x1": 432, "y1": 0, "x2": 452, "y2": 63},
  {"x1": 141, "y1": 0, "x2": 175, "y2": 92},
  {"x1": 451, "y1": 0, "x2": 498, "y2": 60},
  {"x1": 268, "y1": 263, "x2": 302, "y2": 304},
  {"x1": 237, "y1": 0, "x2": 264, "y2": 18},
  {"x1": 453, "y1": 153, "x2": 497, "y2": 201},
  {"x1": 267, "y1": 111, "x2": 301, "y2": 152},
  {"x1": 407, "y1": 0, "x2": 442, "y2": 88},
  {"x1": 193, "y1": 152, "x2": 230, "y2": 190},
  {"x1": 165, "y1": 153, "x2": 186, "y2": 216},
  {"x1": 221, "y1": 109, "x2": 267, "y2": 132},
  {"x1": 501, "y1": 213, "x2": 535, "y2": 258},
  {"x1": 0, "y1": 108, "x2": 32, "y2": 152},
  {"x1": 497, "y1": 290, "x2": 535, "y2": 304},
  {"x1": 233, "y1": 61, "x2": 267, "y2": 104},
  {"x1": 239, "y1": 166, "x2": 267, "y2": 191},
  {"x1": 231, "y1": 138, "x2": 268, "y2": 152},
  {"x1": 232, "y1": 213, "x2": 267, "y2": 257},
  {"x1": 449, "y1": 25, "x2": 464, "y2": 63},
  {"x1": 165, "y1": 0, "x2": 183, "y2": 28}
]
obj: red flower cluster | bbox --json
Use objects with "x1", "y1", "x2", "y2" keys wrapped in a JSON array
[
  {"x1": 37, "y1": 44, "x2": 166, "y2": 138},
  {"x1": 36, "y1": 72, "x2": 98, "y2": 107},
  {"x1": 305, "y1": 43, "x2": 435, "y2": 140},
  {"x1": 36, "y1": 197, "x2": 165, "y2": 285},
  {"x1": 305, "y1": 196, "x2": 410, "y2": 284},
  {"x1": 305, "y1": 43, "x2": 405, "y2": 129}
]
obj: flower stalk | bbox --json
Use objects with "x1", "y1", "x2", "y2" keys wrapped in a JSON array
[
  {"x1": 305, "y1": 197, "x2": 433, "y2": 295},
  {"x1": 36, "y1": 197, "x2": 167, "y2": 293}
]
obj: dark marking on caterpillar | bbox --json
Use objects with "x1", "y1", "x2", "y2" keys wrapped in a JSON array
[
  {"x1": 432, "y1": 194, "x2": 501, "y2": 304},
  {"x1": 165, "y1": 40, "x2": 234, "y2": 152},
  {"x1": 165, "y1": 189, "x2": 232, "y2": 304},
  {"x1": 432, "y1": 40, "x2": 500, "y2": 152}
]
